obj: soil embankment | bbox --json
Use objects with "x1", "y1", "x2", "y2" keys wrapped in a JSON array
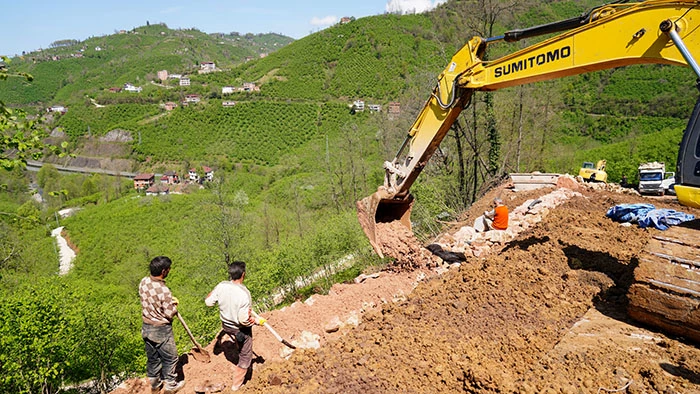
[{"x1": 115, "y1": 183, "x2": 700, "y2": 393}]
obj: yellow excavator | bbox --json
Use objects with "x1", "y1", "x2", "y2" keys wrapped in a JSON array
[
  {"x1": 357, "y1": 1, "x2": 700, "y2": 341},
  {"x1": 579, "y1": 160, "x2": 608, "y2": 183}
]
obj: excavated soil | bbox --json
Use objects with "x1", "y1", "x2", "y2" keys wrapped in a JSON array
[{"x1": 114, "y1": 183, "x2": 700, "y2": 394}]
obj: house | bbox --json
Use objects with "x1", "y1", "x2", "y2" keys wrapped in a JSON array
[
  {"x1": 368, "y1": 104, "x2": 381, "y2": 112},
  {"x1": 200, "y1": 62, "x2": 216, "y2": 72},
  {"x1": 203, "y1": 166, "x2": 214, "y2": 182},
  {"x1": 157, "y1": 70, "x2": 168, "y2": 81},
  {"x1": 388, "y1": 102, "x2": 401, "y2": 115},
  {"x1": 109, "y1": 87, "x2": 122, "y2": 93},
  {"x1": 353, "y1": 100, "x2": 365, "y2": 111},
  {"x1": 222, "y1": 86, "x2": 235, "y2": 95},
  {"x1": 47, "y1": 105, "x2": 67, "y2": 114},
  {"x1": 95, "y1": 46, "x2": 102, "y2": 51},
  {"x1": 180, "y1": 77, "x2": 190, "y2": 86},
  {"x1": 184, "y1": 94, "x2": 201, "y2": 103},
  {"x1": 133, "y1": 173, "x2": 155, "y2": 190},
  {"x1": 188, "y1": 168, "x2": 199, "y2": 182},
  {"x1": 259, "y1": 53, "x2": 268, "y2": 58},
  {"x1": 340, "y1": 16, "x2": 353, "y2": 24},
  {"x1": 222, "y1": 101, "x2": 236, "y2": 107},
  {"x1": 169, "y1": 74, "x2": 182, "y2": 80},
  {"x1": 146, "y1": 184, "x2": 169, "y2": 196},
  {"x1": 124, "y1": 83, "x2": 142, "y2": 93},
  {"x1": 164, "y1": 101, "x2": 177, "y2": 111},
  {"x1": 242, "y1": 82, "x2": 259, "y2": 92},
  {"x1": 160, "y1": 171, "x2": 180, "y2": 184}
]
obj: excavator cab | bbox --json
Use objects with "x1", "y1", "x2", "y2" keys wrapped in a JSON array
[
  {"x1": 676, "y1": 96, "x2": 700, "y2": 208},
  {"x1": 578, "y1": 159, "x2": 607, "y2": 183}
]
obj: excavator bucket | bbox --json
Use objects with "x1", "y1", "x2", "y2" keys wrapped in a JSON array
[{"x1": 356, "y1": 189, "x2": 414, "y2": 259}]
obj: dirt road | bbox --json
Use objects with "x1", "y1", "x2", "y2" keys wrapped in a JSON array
[{"x1": 115, "y1": 184, "x2": 700, "y2": 393}]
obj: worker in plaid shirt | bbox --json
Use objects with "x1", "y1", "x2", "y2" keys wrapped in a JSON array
[{"x1": 139, "y1": 256, "x2": 185, "y2": 393}]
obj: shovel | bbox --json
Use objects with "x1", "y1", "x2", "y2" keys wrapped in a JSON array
[
  {"x1": 252, "y1": 311, "x2": 296, "y2": 349},
  {"x1": 176, "y1": 311, "x2": 211, "y2": 363}
]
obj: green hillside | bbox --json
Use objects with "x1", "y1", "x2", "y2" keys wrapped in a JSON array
[{"x1": 0, "y1": 23, "x2": 293, "y2": 108}]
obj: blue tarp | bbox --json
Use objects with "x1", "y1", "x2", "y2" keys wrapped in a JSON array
[{"x1": 606, "y1": 203, "x2": 695, "y2": 231}]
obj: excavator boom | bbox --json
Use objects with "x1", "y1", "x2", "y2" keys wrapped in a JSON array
[{"x1": 358, "y1": 0, "x2": 700, "y2": 257}]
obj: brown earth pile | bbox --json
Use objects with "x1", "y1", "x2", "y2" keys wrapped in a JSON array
[{"x1": 115, "y1": 184, "x2": 700, "y2": 394}]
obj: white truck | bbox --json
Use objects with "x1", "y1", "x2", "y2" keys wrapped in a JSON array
[{"x1": 638, "y1": 162, "x2": 676, "y2": 195}]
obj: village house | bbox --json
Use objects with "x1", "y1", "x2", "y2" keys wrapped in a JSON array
[
  {"x1": 242, "y1": 82, "x2": 259, "y2": 92},
  {"x1": 184, "y1": 94, "x2": 201, "y2": 103},
  {"x1": 157, "y1": 70, "x2": 168, "y2": 81},
  {"x1": 388, "y1": 101, "x2": 401, "y2": 119},
  {"x1": 222, "y1": 86, "x2": 235, "y2": 95},
  {"x1": 160, "y1": 171, "x2": 180, "y2": 184},
  {"x1": 47, "y1": 105, "x2": 67, "y2": 114},
  {"x1": 222, "y1": 101, "x2": 236, "y2": 107},
  {"x1": 340, "y1": 16, "x2": 353, "y2": 24},
  {"x1": 109, "y1": 87, "x2": 122, "y2": 93},
  {"x1": 146, "y1": 184, "x2": 169, "y2": 196},
  {"x1": 180, "y1": 77, "x2": 190, "y2": 86},
  {"x1": 353, "y1": 100, "x2": 365, "y2": 111},
  {"x1": 199, "y1": 62, "x2": 216, "y2": 73},
  {"x1": 203, "y1": 166, "x2": 214, "y2": 182},
  {"x1": 368, "y1": 104, "x2": 382, "y2": 112},
  {"x1": 188, "y1": 168, "x2": 199, "y2": 182},
  {"x1": 169, "y1": 74, "x2": 182, "y2": 80},
  {"x1": 133, "y1": 173, "x2": 155, "y2": 190},
  {"x1": 164, "y1": 101, "x2": 177, "y2": 111},
  {"x1": 124, "y1": 83, "x2": 142, "y2": 93}
]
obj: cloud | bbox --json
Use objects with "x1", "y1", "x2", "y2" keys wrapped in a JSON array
[
  {"x1": 310, "y1": 16, "x2": 338, "y2": 27},
  {"x1": 385, "y1": 0, "x2": 446, "y2": 14}
]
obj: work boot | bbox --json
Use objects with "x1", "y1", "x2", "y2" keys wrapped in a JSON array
[
  {"x1": 163, "y1": 380, "x2": 185, "y2": 394},
  {"x1": 230, "y1": 366, "x2": 247, "y2": 391},
  {"x1": 149, "y1": 377, "x2": 163, "y2": 393}
]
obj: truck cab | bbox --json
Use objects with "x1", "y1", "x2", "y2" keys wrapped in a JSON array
[{"x1": 638, "y1": 162, "x2": 674, "y2": 195}]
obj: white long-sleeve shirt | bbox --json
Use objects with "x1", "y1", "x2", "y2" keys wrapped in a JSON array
[{"x1": 205, "y1": 281, "x2": 252, "y2": 328}]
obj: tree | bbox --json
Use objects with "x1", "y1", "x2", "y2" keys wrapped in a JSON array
[{"x1": 1, "y1": 57, "x2": 67, "y2": 170}]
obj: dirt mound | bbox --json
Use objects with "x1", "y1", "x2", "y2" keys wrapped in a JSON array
[{"x1": 114, "y1": 184, "x2": 700, "y2": 393}]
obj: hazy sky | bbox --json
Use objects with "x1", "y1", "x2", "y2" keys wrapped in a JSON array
[{"x1": 1, "y1": 0, "x2": 445, "y2": 57}]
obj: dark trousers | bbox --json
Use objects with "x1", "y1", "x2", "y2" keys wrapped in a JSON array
[{"x1": 142, "y1": 323, "x2": 178, "y2": 385}]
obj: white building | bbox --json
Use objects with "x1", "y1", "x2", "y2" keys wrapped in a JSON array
[
  {"x1": 222, "y1": 86, "x2": 235, "y2": 95},
  {"x1": 180, "y1": 77, "x2": 190, "y2": 86},
  {"x1": 200, "y1": 62, "x2": 216, "y2": 72},
  {"x1": 124, "y1": 83, "x2": 142, "y2": 93}
]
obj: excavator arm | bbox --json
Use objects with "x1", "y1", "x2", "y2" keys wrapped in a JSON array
[{"x1": 358, "y1": 0, "x2": 700, "y2": 258}]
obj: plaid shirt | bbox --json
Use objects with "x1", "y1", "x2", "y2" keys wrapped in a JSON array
[{"x1": 139, "y1": 276, "x2": 177, "y2": 326}]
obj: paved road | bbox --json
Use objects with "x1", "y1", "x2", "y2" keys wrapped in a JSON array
[{"x1": 26, "y1": 160, "x2": 137, "y2": 178}]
